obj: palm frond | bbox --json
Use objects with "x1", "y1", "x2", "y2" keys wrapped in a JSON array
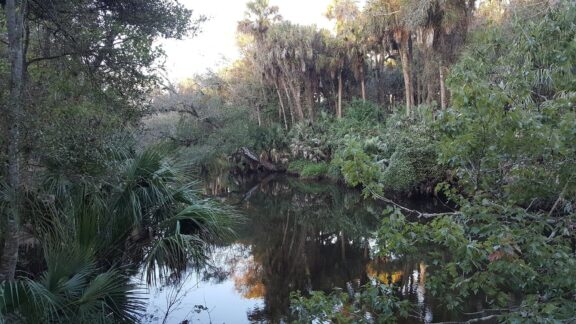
[
  {"x1": 0, "y1": 249, "x2": 145, "y2": 323},
  {"x1": 143, "y1": 221, "x2": 209, "y2": 285}
]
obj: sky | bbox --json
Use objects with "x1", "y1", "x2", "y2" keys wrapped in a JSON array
[{"x1": 161, "y1": 0, "x2": 335, "y2": 82}]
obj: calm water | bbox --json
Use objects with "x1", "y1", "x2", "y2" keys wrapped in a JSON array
[{"x1": 141, "y1": 175, "x2": 473, "y2": 323}]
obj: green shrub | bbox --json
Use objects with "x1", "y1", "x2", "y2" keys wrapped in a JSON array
[
  {"x1": 301, "y1": 162, "x2": 328, "y2": 178},
  {"x1": 331, "y1": 138, "x2": 384, "y2": 197},
  {"x1": 290, "y1": 283, "x2": 410, "y2": 323},
  {"x1": 343, "y1": 99, "x2": 386, "y2": 124},
  {"x1": 288, "y1": 160, "x2": 329, "y2": 178},
  {"x1": 439, "y1": 2, "x2": 576, "y2": 203},
  {"x1": 327, "y1": 107, "x2": 442, "y2": 195}
]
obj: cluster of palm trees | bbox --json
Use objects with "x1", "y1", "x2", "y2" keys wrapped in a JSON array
[
  {"x1": 237, "y1": 0, "x2": 475, "y2": 126},
  {"x1": 0, "y1": 145, "x2": 235, "y2": 322}
]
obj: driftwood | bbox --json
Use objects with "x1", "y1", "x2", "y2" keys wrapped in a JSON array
[{"x1": 232, "y1": 147, "x2": 284, "y2": 173}]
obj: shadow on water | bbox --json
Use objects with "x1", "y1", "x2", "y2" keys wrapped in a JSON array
[
  {"x1": 144, "y1": 173, "x2": 481, "y2": 323},
  {"x1": 232, "y1": 176, "x2": 381, "y2": 322}
]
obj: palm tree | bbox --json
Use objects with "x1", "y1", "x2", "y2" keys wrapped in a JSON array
[
  {"x1": 238, "y1": 0, "x2": 282, "y2": 42},
  {"x1": 325, "y1": 37, "x2": 348, "y2": 118},
  {"x1": 0, "y1": 248, "x2": 144, "y2": 323},
  {"x1": 0, "y1": 145, "x2": 236, "y2": 321},
  {"x1": 264, "y1": 22, "x2": 310, "y2": 121},
  {"x1": 238, "y1": 0, "x2": 283, "y2": 126},
  {"x1": 365, "y1": 0, "x2": 414, "y2": 115},
  {"x1": 327, "y1": 0, "x2": 368, "y2": 103},
  {"x1": 402, "y1": 0, "x2": 474, "y2": 109}
]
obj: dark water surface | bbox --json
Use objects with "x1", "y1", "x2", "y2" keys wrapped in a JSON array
[{"x1": 142, "y1": 175, "x2": 469, "y2": 323}]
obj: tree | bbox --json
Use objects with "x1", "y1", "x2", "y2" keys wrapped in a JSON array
[
  {"x1": 324, "y1": 36, "x2": 347, "y2": 118},
  {"x1": 0, "y1": 0, "x2": 199, "y2": 281},
  {"x1": 0, "y1": 146, "x2": 236, "y2": 321},
  {"x1": 403, "y1": 0, "x2": 475, "y2": 109},
  {"x1": 238, "y1": 0, "x2": 282, "y2": 126},
  {"x1": 238, "y1": 0, "x2": 282, "y2": 42},
  {"x1": 365, "y1": 0, "x2": 414, "y2": 115},
  {"x1": 326, "y1": 0, "x2": 368, "y2": 110},
  {"x1": 260, "y1": 22, "x2": 323, "y2": 122},
  {"x1": 0, "y1": 0, "x2": 27, "y2": 282}
]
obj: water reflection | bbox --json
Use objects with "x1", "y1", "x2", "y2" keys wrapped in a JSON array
[
  {"x1": 223, "y1": 176, "x2": 379, "y2": 322},
  {"x1": 144, "y1": 175, "x2": 457, "y2": 323}
]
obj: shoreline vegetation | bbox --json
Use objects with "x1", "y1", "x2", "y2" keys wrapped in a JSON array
[{"x1": 0, "y1": 0, "x2": 574, "y2": 322}]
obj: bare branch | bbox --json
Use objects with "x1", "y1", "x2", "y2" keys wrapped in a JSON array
[
  {"x1": 369, "y1": 189, "x2": 459, "y2": 219},
  {"x1": 26, "y1": 52, "x2": 74, "y2": 66}
]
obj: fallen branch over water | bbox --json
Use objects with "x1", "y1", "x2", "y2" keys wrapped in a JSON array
[{"x1": 369, "y1": 189, "x2": 460, "y2": 219}]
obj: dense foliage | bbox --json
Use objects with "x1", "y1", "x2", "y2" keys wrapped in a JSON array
[
  {"x1": 290, "y1": 283, "x2": 410, "y2": 323},
  {"x1": 0, "y1": 1, "x2": 235, "y2": 322},
  {"x1": 1, "y1": 0, "x2": 575, "y2": 322},
  {"x1": 327, "y1": 2, "x2": 575, "y2": 322},
  {"x1": 280, "y1": 1, "x2": 576, "y2": 322}
]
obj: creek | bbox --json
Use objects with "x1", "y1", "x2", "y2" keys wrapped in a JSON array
[{"x1": 142, "y1": 174, "x2": 477, "y2": 323}]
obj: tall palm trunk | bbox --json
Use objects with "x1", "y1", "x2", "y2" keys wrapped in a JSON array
[
  {"x1": 399, "y1": 32, "x2": 413, "y2": 116},
  {"x1": 337, "y1": 71, "x2": 343, "y2": 118},
  {"x1": 257, "y1": 76, "x2": 268, "y2": 126},
  {"x1": 282, "y1": 78, "x2": 295, "y2": 125},
  {"x1": 287, "y1": 80, "x2": 304, "y2": 121},
  {"x1": 426, "y1": 81, "x2": 433, "y2": 105},
  {"x1": 439, "y1": 65, "x2": 447, "y2": 109},
  {"x1": 305, "y1": 78, "x2": 314, "y2": 122},
  {"x1": 0, "y1": 0, "x2": 27, "y2": 282},
  {"x1": 274, "y1": 81, "x2": 288, "y2": 130},
  {"x1": 360, "y1": 65, "x2": 366, "y2": 103},
  {"x1": 256, "y1": 105, "x2": 262, "y2": 126},
  {"x1": 418, "y1": 74, "x2": 424, "y2": 105}
]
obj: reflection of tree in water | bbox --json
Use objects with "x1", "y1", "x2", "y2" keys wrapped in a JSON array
[
  {"x1": 367, "y1": 250, "x2": 482, "y2": 322},
  {"x1": 368, "y1": 257, "x2": 431, "y2": 322},
  {"x1": 231, "y1": 177, "x2": 380, "y2": 322},
  {"x1": 198, "y1": 175, "x2": 454, "y2": 322},
  {"x1": 234, "y1": 260, "x2": 266, "y2": 299}
]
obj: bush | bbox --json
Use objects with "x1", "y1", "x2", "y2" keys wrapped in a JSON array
[
  {"x1": 331, "y1": 138, "x2": 384, "y2": 197},
  {"x1": 439, "y1": 2, "x2": 576, "y2": 203},
  {"x1": 343, "y1": 99, "x2": 386, "y2": 124},
  {"x1": 288, "y1": 160, "x2": 329, "y2": 178},
  {"x1": 288, "y1": 119, "x2": 332, "y2": 162},
  {"x1": 290, "y1": 283, "x2": 411, "y2": 323},
  {"x1": 328, "y1": 106, "x2": 442, "y2": 195}
]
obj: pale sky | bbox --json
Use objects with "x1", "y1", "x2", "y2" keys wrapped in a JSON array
[{"x1": 161, "y1": 0, "x2": 335, "y2": 82}]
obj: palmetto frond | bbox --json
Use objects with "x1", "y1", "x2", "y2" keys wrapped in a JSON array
[
  {"x1": 2, "y1": 143, "x2": 237, "y2": 322},
  {"x1": 0, "y1": 248, "x2": 145, "y2": 323}
]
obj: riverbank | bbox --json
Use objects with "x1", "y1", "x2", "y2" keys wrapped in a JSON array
[
  {"x1": 144, "y1": 175, "x2": 461, "y2": 323},
  {"x1": 222, "y1": 100, "x2": 445, "y2": 198}
]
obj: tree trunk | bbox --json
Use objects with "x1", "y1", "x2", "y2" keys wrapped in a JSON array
[
  {"x1": 0, "y1": 0, "x2": 27, "y2": 282},
  {"x1": 288, "y1": 80, "x2": 304, "y2": 121},
  {"x1": 340, "y1": 232, "x2": 346, "y2": 260},
  {"x1": 305, "y1": 78, "x2": 314, "y2": 122},
  {"x1": 375, "y1": 54, "x2": 382, "y2": 104},
  {"x1": 258, "y1": 76, "x2": 267, "y2": 126},
  {"x1": 282, "y1": 79, "x2": 295, "y2": 125},
  {"x1": 337, "y1": 71, "x2": 343, "y2": 118},
  {"x1": 413, "y1": 73, "x2": 419, "y2": 106},
  {"x1": 426, "y1": 81, "x2": 434, "y2": 105},
  {"x1": 399, "y1": 33, "x2": 413, "y2": 116},
  {"x1": 439, "y1": 65, "x2": 447, "y2": 109},
  {"x1": 275, "y1": 81, "x2": 288, "y2": 130},
  {"x1": 256, "y1": 104, "x2": 262, "y2": 126},
  {"x1": 360, "y1": 65, "x2": 366, "y2": 103},
  {"x1": 418, "y1": 74, "x2": 424, "y2": 105}
]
